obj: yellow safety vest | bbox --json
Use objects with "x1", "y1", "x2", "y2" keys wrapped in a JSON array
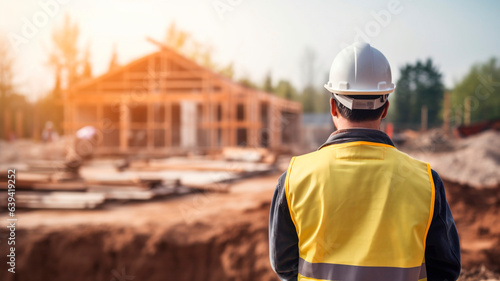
[{"x1": 285, "y1": 141, "x2": 435, "y2": 281}]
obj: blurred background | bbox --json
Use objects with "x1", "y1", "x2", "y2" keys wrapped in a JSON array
[{"x1": 0, "y1": 0, "x2": 499, "y2": 280}]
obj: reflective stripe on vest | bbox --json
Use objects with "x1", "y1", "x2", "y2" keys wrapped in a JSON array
[
  {"x1": 298, "y1": 258, "x2": 427, "y2": 281},
  {"x1": 285, "y1": 141, "x2": 435, "y2": 281}
]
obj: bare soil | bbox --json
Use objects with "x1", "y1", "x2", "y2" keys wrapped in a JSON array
[{"x1": 1, "y1": 173, "x2": 499, "y2": 280}]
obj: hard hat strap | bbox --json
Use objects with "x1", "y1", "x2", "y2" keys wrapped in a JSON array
[{"x1": 332, "y1": 94, "x2": 388, "y2": 110}]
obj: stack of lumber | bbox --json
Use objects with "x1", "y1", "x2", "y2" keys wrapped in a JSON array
[{"x1": 0, "y1": 169, "x2": 180, "y2": 209}]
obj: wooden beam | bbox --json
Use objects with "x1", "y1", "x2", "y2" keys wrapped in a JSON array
[
  {"x1": 127, "y1": 71, "x2": 204, "y2": 79},
  {"x1": 119, "y1": 100, "x2": 130, "y2": 151},
  {"x1": 4, "y1": 110, "x2": 11, "y2": 140},
  {"x1": 269, "y1": 102, "x2": 282, "y2": 149},
  {"x1": 165, "y1": 101, "x2": 171, "y2": 148},
  {"x1": 228, "y1": 86, "x2": 236, "y2": 146},
  {"x1": 33, "y1": 107, "x2": 40, "y2": 141},
  {"x1": 15, "y1": 109, "x2": 23, "y2": 139},
  {"x1": 147, "y1": 56, "x2": 155, "y2": 150},
  {"x1": 71, "y1": 103, "x2": 77, "y2": 136},
  {"x1": 63, "y1": 95, "x2": 69, "y2": 136},
  {"x1": 206, "y1": 74, "x2": 217, "y2": 150},
  {"x1": 97, "y1": 103, "x2": 103, "y2": 147},
  {"x1": 248, "y1": 94, "x2": 259, "y2": 147}
]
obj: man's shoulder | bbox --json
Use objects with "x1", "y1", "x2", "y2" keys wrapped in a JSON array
[
  {"x1": 293, "y1": 149, "x2": 324, "y2": 161},
  {"x1": 386, "y1": 146, "x2": 431, "y2": 167},
  {"x1": 288, "y1": 148, "x2": 332, "y2": 171}
]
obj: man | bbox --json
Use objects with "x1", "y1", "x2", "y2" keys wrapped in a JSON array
[
  {"x1": 269, "y1": 42, "x2": 460, "y2": 281},
  {"x1": 65, "y1": 125, "x2": 99, "y2": 172}
]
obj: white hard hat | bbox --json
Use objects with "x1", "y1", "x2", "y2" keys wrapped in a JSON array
[
  {"x1": 324, "y1": 42, "x2": 395, "y2": 110},
  {"x1": 76, "y1": 126, "x2": 97, "y2": 139}
]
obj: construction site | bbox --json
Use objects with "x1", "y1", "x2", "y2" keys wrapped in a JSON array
[{"x1": 1, "y1": 34, "x2": 500, "y2": 281}]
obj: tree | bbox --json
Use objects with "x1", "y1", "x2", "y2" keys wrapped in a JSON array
[
  {"x1": 165, "y1": 22, "x2": 213, "y2": 69},
  {"x1": 392, "y1": 58, "x2": 444, "y2": 128},
  {"x1": 165, "y1": 22, "x2": 189, "y2": 51},
  {"x1": 108, "y1": 43, "x2": 119, "y2": 72},
  {"x1": 48, "y1": 14, "x2": 81, "y2": 88},
  {"x1": 262, "y1": 72, "x2": 274, "y2": 93},
  {"x1": 44, "y1": 14, "x2": 91, "y2": 133},
  {"x1": 0, "y1": 34, "x2": 34, "y2": 139},
  {"x1": 0, "y1": 35, "x2": 16, "y2": 139},
  {"x1": 80, "y1": 43, "x2": 92, "y2": 80},
  {"x1": 237, "y1": 76, "x2": 259, "y2": 89},
  {"x1": 164, "y1": 22, "x2": 233, "y2": 79},
  {"x1": 452, "y1": 57, "x2": 500, "y2": 123},
  {"x1": 274, "y1": 80, "x2": 298, "y2": 101},
  {"x1": 301, "y1": 86, "x2": 317, "y2": 113},
  {"x1": 218, "y1": 62, "x2": 234, "y2": 79},
  {"x1": 0, "y1": 34, "x2": 15, "y2": 112},
  {"x1": 297, "y1": 47, "x2": 330, "y2": 113}
]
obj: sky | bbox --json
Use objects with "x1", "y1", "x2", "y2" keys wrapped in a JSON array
[{"x1": 1, "y1": 0, "x2": 500, "y2": 102}]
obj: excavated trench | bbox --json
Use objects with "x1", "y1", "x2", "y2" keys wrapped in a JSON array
[{"x1": 0, "y1": 200, "x2": 276, "y2": 281}]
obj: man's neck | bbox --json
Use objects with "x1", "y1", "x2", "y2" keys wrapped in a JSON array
[{"x1": 333, "y1": 119, "x2": 382, "y2": 131}]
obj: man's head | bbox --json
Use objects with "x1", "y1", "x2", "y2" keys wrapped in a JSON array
[{"x1": 324, "y1": 43, "x2": 394, "y2": 130}]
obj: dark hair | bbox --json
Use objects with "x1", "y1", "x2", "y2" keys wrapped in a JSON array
[{"x1": 333, "y1": 95, "x2": 387, "y2": 122}]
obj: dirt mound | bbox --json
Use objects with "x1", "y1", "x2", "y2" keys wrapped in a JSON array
[
  {"x1": 407, "y1": 130, "x2": 500, "y2": 188},
  {"x1": 444, "y1": 179, "x2": 500, "y2": 271},
  {"x1": 402, "y1": 128, "x2": 456, "y2": 152}
]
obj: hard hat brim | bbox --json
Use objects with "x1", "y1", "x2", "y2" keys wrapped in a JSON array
[{"x1": 324, "y1": 84, "x2": 395, "y2": 95}]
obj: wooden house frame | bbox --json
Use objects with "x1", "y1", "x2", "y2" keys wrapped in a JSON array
[{"x1": 63, "y1": 41, "x2": 302, "y2": 155}]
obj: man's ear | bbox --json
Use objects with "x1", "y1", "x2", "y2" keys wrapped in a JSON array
[
  {"x1": 330, "y1": 97, "x2": 338, "y2": 117},
  {"x1": 381, "y1": 100, "x2": 390, "y2": 119}
]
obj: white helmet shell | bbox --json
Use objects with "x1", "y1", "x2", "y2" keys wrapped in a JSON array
[{"x1": 324, "y1": 42, "x2": 395, "y2": 96}]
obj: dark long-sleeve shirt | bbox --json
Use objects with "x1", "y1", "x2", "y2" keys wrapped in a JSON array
[{"x1": 269, "y1": 129, "x2": 461, "y2": 281}]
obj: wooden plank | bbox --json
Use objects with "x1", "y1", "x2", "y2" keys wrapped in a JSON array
[
  {"x1": 26, "y1": 160, "x2": 67, "y2": 171},
  {"x1": 98, "y1": 80, "x2": 204, "y2": 90},
  {"x1": 68, "y1": 92, "x2": 228, "y2": 103},
  {"x1": 30, "y1": 182, "x2": 87, "y2": 191},
  {"x1": 128, "y1": 71, "x2": 205, "y2": 79},
  {"x1": 83, "y1": 178, "x2": 161, "y2": 189},
  {"x1": 87, "y1": 185, "x2": 155, "y2": 200},
  {"x1": 0, "y1": 191, "x2": 105, "y2": 209},
  {"x1": 0, "y1": 172, "x2": 51, "y2": 184}
]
